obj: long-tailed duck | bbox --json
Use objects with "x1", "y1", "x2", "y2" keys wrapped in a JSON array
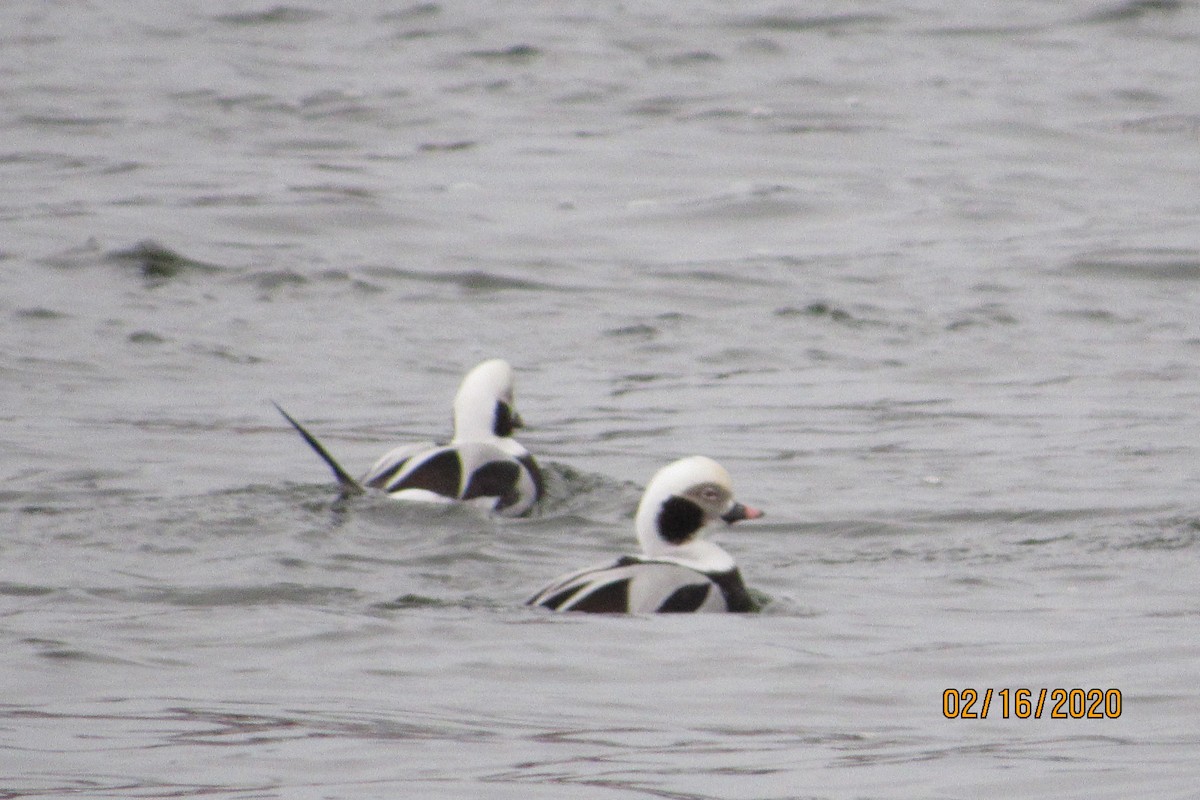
[
  {"x1": 275, "y1": 358, "x2": 542, "y2": 516},
  {"x1": 527, "y1": 456, "x2": 763, "y2": 613}
]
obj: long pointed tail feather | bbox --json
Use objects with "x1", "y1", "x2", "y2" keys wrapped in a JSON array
[{"x1": 271, "y1": 401, "x2": 364, "y2": 495}]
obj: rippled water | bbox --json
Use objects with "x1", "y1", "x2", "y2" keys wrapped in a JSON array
[{"x1": 3, "y1": 2, "x2": 1199, "y2": 797}]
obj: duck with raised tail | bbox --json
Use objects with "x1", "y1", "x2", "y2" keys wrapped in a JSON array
[
  {"x1": 527, "y1": 456, "x2": 763, "y2": 613},
  {"x1": 274, "y1": 358, "x2": 543, "y2": 517}
]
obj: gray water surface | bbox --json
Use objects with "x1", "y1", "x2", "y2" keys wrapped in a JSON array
[{"x1": 2, "y1": 2, "x2": 1199, "y2": 798}]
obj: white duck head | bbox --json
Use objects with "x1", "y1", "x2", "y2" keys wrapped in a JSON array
[
  {"x1": 451, "y1": 358, "x2": 524, "y2": 444},
  {"x1": 634, "y1": 455, "x2": 763, "y2": 573}
]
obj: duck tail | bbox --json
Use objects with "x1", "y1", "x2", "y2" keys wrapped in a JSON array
[{"x1": 271, "y1": 401, "x2": 365, "y2": 496}]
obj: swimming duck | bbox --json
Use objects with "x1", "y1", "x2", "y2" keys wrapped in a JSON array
[
  {"x1": 527, "y1": 456, "x2": 762, "y2": 613},
  {"x1": 275, "y1": 358, "x2": 542, "y2": 516}
]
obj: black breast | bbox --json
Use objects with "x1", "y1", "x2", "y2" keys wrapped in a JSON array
[{"x1": 708, "y1": 568, "x2": 757, "y2": 613}]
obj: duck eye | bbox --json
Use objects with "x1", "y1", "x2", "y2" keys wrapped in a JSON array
[{"x1": 700, "y1": 486, "x2": 721, "y2": 501}]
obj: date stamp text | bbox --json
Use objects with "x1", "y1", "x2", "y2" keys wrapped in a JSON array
[{"x1": 942, "y1": 688, "x2": 1122, "y2": 719}]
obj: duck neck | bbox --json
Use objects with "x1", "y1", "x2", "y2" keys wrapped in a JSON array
[{"x1": 635, "y1": 518, "x2": 735, "y2": 574}]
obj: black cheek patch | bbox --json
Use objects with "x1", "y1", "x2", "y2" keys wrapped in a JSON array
[
  {"x1": 387, "y1": 449, "x2": 462, "y2": 498},
  {"x1": 493, "y1": 401, "x2": 516, "y2": 437},
  {"x1": 656, "y1": 583, "x2": 712, "y2": 613},
  {"x1": 657, "y1": 496, "x2": 705, "y2": 544}
]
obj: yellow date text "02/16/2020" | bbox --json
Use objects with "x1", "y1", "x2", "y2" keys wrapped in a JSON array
[{"x1": 942, "y1": 688, "x2": 1122, "y2": 719}]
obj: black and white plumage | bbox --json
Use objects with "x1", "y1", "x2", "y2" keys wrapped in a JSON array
[
  {"x1": 527, "y1": 456, "x2": 763, "y2": 614},
  {"x1": 275, "y1": 358, "x2": 542, "y2": 516}
]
